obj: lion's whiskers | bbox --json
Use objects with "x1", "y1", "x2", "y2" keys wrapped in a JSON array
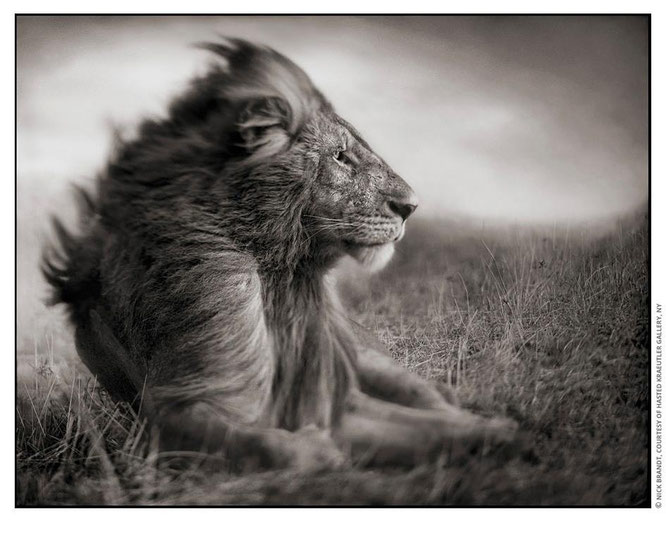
[{"x1": 303, "y1": 220, "x2": 359, "y2": 243}]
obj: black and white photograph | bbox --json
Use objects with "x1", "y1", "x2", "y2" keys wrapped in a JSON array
[{"x1": 14, "y1": 13, "x2": 654, "y2": 509}]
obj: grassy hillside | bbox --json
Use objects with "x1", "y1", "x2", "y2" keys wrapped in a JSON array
[{"x1": 16, "y1": 213, "x2": 649, "y2": 506}]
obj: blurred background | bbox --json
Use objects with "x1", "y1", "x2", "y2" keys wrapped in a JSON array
[{"x1": 17, "y1": 15, "x2": 648, "y2": 354}]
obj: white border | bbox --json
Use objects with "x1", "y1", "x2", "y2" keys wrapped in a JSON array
[{"x1": 5, "y1": 1, "x2": 663, "y2": 529}]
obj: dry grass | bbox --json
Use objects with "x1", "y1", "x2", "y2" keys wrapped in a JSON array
[{"x1": 16, "y1": 212, "x2": 649, "y2": 506}]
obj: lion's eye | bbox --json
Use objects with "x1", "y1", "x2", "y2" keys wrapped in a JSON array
[{"x1": 332, "y1": 148, "x2": 347, "y2": 164}]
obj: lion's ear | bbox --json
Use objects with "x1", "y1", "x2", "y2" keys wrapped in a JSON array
[{"x1": 237, "y1": 97, "x2": 291, "y2": 154}]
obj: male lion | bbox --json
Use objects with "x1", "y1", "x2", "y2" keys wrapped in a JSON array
[{"x1": 43, "y1": 39, "x2": 518, "y2": 471}]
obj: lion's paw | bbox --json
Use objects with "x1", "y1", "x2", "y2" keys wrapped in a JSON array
[
  {"x1": 285, "y1": 425, "x2": 348, "y2": 473},
  {"x1": 440, "y1": 415, "x2": 522, "y2": 462},
  {"x1": 473, "y1": 417, "x2": 538, "y2": 462},
  {"x1": 482, "y1": 416, "x2": 519, "y2": 442}
]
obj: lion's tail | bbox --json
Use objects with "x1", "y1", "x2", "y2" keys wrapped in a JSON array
[{"x1": 41, "y1": 184, "x2": 102, "y2": 322}]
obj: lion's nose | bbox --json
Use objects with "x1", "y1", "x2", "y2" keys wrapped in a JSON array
[{"x1": 387, "y1": 193, "x2": 418, "y2": 221}]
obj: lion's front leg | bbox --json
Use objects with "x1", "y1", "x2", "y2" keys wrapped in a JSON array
[{"x1": 334, "y1": 391, "x2": 519, "y2": 467}]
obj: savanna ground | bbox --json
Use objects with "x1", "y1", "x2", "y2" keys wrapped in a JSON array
[{"x1": 16, "y1": 211, "x2": 649, "y2": 506}]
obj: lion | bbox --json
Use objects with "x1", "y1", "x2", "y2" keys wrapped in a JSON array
[{"x1": 43, "y1": 38, "x2": 519, "y2": 471}]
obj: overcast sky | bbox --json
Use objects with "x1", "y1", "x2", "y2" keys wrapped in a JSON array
[{"x1": 17, "y1": 15, "x2": 648, "y2": 224}]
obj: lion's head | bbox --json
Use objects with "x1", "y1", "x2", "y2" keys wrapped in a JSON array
[
  {"x1": 300, "y1": 112, "x2": 418, "y2": 272},
  {"x1": 180, "y1": 39, "x2": 418, "y2": 273}
]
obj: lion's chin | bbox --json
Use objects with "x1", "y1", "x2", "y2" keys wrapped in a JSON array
[{"x1": 345, "y1": 242, "x2": 395, "y2": 273}]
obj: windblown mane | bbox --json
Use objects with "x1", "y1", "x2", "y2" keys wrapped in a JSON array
[{"x1": 42, "y1": 38, "x2": 356, "y2": 431}]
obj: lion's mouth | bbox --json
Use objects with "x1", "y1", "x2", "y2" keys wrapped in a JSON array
[
  {"x1": 395, "y1": 223, "x2": 406, "y2": 242},
  {"x1": 342, "y1": 219, "x2": 406, "y2": 248}
]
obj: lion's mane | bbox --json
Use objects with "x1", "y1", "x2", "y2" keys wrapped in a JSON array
[{"x1": 43, "y1": 39, "x2": 358, "y2": 431}]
